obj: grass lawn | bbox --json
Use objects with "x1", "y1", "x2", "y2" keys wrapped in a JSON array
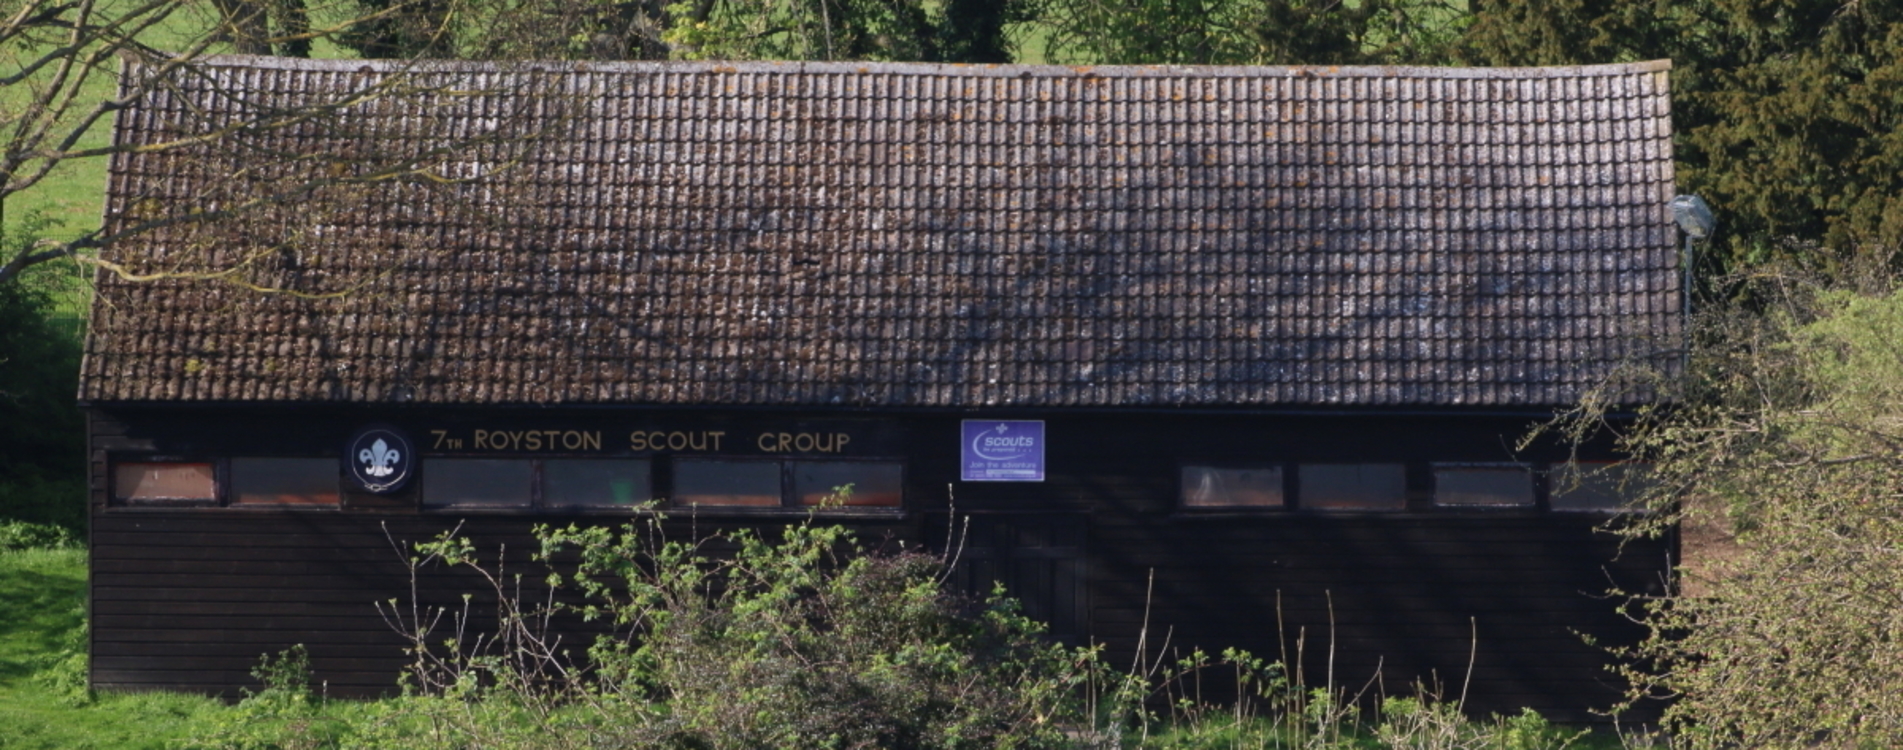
[{"x1": 0, "y1": 548, "x2": 229, "y2": 750}]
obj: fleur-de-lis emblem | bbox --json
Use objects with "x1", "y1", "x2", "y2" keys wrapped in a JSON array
[{"x1": 359, "y1": 438, "x2": 400, "y2": 477}]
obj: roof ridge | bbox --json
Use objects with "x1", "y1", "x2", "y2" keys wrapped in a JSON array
[{"x1": 183, "y1": 55, "x2": 1672, "y2": 80}]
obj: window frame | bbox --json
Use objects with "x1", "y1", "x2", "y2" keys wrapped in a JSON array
[
  {"x1": 1429, "y1": 462, "x2": 1539, "y2": 510},
  {"x1": 668, "y1": 456, "x2": 787, "y2": 510},
  {"x1": 664, "y1": 456, "x2": 907, "y2": 514},
  {"x1": 420, "y1": 457, "x2": 542, "y2": 511},
  {"x1": 540, "y1": 457, "x2": 658, "y2": 510},
  {"x1": 1293, "y1": 462, "x2": 1409, "y2": 512},
  {"x1": 109, "y1": 456, "x2": 223, "y2": 508},
  {"x1": 227, "y1": 456, "x2": 346, "y2": 508},
  {"x1": 403, "y1": 455, "x2": 907, "y2": 516},
  {"x1": 1175, "y1": 462, "x2": 1292, "y2": 512},
  {"x1": 1546, "y1": 460, "x2": 1654, "y2": 514},
  {"x1": 108, "y1": 455, "x2": 345, "y2": 511},
  {"x1": 789, "y1": 458, "x2": 907, "y2": 510},
  {"x1": 1170, "y1": 460, "x2": 1639, "y2": 516}
]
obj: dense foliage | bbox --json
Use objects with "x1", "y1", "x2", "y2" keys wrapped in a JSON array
[
  {"x1": 0, "y1": 217, "x2": 84, "y2": 532},
  {"x1": 1461, "y1": 0, "x2": 1903, "y2": 273},
  {"x1": 361, "y1": 517, "x2": 1103, "y2": 749},
  {"x1": 1549, "y1": 270, "x2": 1903, "y2": 747},
  {"x1": 322, "y1": 0, "x2": 1022, "y2": 62},
  {"x1": 157, "y1": 516, "x2": 1591, "y2": 749},
  {"x1": 1035, "y1": 0, "x2": 1464, "y2": 66}
]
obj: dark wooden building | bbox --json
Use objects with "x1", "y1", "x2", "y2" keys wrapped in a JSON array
[{"x1": 81, "y1": 57, "x2": 1681, "y2": 722}]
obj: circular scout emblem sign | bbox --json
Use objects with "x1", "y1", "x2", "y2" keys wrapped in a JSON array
[{"x1": 346, "y1": 425, "x2": 414, "y2": 494}]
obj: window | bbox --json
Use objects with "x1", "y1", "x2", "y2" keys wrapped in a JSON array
[
  {"x1": 1299, "y1": 464, "x2": 1405, "y2": 510},
  {"x1": 544, "y1": 459, "x2": 652, "y2": 508},
  {"x1": 674, "y1": 459, "x2": 783, "y2": 507},
  {"x1": 1550, "y1": 462, "x2": 1652, "y2": 512},
  {"x1": 794, "y1": 462, "x2": 903, "y2": 507},
  {"x1": 1181, "y1": 466, "x2": 1284, "y2": 508},
  {"x1": 114, "y1": 462, "x2": 216, "y2": 505},
  {"x1": 1433, "y1": 464, "x2": 1534, "y2": 507},
  {"x1": 424, "y1": 459, "x2": 533, "y2": 508},
  {"x1": 108, "y1": 454, "x2": 900, "y2": 513},
  {"x1": 668, "y1": 459, "x2": 905, "y2": 510},
  {"x1": 231, "y1": 458, "x2": 340, "y2": 506}
]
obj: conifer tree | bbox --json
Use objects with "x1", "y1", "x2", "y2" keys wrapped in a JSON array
[{"x1": 1461, "y1": 1, "x2": 1903, "y2": 273}]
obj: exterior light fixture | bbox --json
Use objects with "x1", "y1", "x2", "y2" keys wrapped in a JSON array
[
  {"x1": 1669, "y1": 194, "x2": 1715, "y2": 318},
  {"x1": 1670, "y1": 195, "x2": 1715, "y2": 240}
]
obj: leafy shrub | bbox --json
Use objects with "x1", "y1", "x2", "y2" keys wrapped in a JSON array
[
  {"x1": 1374, "y1": 699, "x2": 1582, "y2": 750},
  {"x1": 0, "y1": 219, "x2": 86, "y2": 533},
  {"x1": 174, "y1": 513, "x2": 1597, "y2": 749},
  {"x1": 0, "y1": 521, "x2": 78, "y2": 552},
  {"x1": 1563, "y1": 273, "x2": 1903, "y2": 747},
  {"x1": 374, "y1": 514, "x2": 1108, "y2": 749},
  {"x1": 1129, "y1": 648, "x2": 1586, "y2": 750},
  {"x1": 0, "y1": 519, "x2": 78, "y2": 551}
]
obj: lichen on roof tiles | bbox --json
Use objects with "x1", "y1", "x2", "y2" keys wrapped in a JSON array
[{"x1": 82, "y1": 57, "x2": 1681, "y2": 408}]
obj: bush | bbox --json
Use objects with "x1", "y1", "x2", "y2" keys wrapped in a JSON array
[
  {"x1": 0, "y1": 519, "x2": 79, "y2": 551},
  {"x1": 341, "y1": 513, "x2": 1599, "y2": 750},
  {"x1": 1566, "y1": 272, "x2": 1903, "y2": 747},
  {"x1": 167, "y1": 511, "x2": 1602, "y2": 749},
  {"x1": 374, "y1": 514, "x2": 1108, "y2": 749},
  {"x1": 0, "y1": 218, "x2": 86, "y2": 533}
]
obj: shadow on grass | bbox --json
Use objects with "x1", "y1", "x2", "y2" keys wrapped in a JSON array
[{"x1": 0, "y1": 549, "x2": 87, "y2": 685}]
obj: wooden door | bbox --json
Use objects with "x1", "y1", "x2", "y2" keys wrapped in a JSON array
[{"x1": 929, "y1": 513, "x2": 1088, "y2": 643}]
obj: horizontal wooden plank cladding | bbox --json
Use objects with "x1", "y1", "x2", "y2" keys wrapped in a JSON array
[
  {"x1": 91, "y1": 504, "x2": 1667, "y2": 723},
  {"x1": 90, "y1": 510, "x2": 930, "y2": 695},
  {"x1": 1091, "y1": 608, "x2": 1634, "y2": 634},
  {"x1": 96, "y1": 670, "x2": 408, "y2": 698},
  {"x1": 93, "y1": 586, "x2": 468, "y2": 604},
  {"x1": 1092, "y1": 515, "x2": 1631, "y2": 539},
  {"x1": 94, "y1": 640, "x2": 412, "y2": 657},
  {"x1": 1077, "y1": 512, "x2": 1666, "y2": 725}
]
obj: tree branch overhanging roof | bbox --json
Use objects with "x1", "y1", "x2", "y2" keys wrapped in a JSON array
[{"x1": 81, "y1": 57, "x2": 1680, "y2": 408}]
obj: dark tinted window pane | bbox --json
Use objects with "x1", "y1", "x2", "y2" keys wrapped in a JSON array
[
  {"x1": 794, "y1": 462, "x2": 902, "y2": 507},
  {"x1": 232, "y1": 458, "x2": 340, "y2": 506},
  {"x1": 1181, "y1": 466, "x2": 1284, "y2": 508},
  {"x1": 1299, "y1": 464, "x2": 1405, "y2": 510},
  {"x1": 674, "y1": 459, "x2": 782, "y2": 507},
  {"x1": 545, "y1": 460, "x2": 652, "y2": 508},
  {"x1": 1551, "y1": 462, "x2": 1653, "y2": 512},
  {"x1": 425, "y1": 459, "x2": 532, "y2": 507},
  {"x1": 114, "y1": 462, "x2": 216, "y2": 503},
  {"x1": 1434, "y1": 466, "x2": 1533, "y2": 507}
]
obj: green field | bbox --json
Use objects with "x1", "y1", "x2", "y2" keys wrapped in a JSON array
[{"x1": 0, "y1": 548, "x2": 232, "y2": 750}]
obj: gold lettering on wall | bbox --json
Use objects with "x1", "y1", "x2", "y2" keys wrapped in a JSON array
[
  {"x1": 628, "y1": 430, "x2": 727, "y2": 452},
  {"x1": 425, "y1": 426, "x2": 859, "y2": 455},
  {"x1": 468, "y1": 429, "x2": 604, "y2": 452},
  {"x1": 756, "y1": 432, "x2": 851, "y2": 453}
]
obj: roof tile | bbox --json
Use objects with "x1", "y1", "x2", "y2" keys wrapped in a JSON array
[{"x1": 83, "y1": 58, "x2": 1681, "y2": 408}]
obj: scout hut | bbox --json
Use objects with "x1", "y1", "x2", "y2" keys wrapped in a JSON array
[{"x1": 80, "y1": 56, "x2": 1680, "y2": 722}]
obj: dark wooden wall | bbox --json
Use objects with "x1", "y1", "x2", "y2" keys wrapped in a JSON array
[
  {"x1": 89, "y1": 512, "x2": 919, "y2": 697},
  {"x1": 90, "y1": 405, "x2": 1670, "y2": 722}
]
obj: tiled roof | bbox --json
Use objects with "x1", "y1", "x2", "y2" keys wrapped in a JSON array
[{"x1": 82, "y1": 57, "x2": 1680, "y2": 408}]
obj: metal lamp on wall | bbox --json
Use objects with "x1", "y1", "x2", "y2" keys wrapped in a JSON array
[{"x1": 1671, "y1": 194, "x2": 1715, "y2": 317}]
